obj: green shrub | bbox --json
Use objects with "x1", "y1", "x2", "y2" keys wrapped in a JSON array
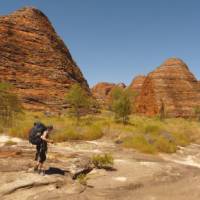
[
  {"x1": 51, "y1": 127, "x2": 81, "y2": 142},
  {"x1": 123, "y1": 132, "x2": 184, "y2": 154},
  {"x1": 81, "y1": 124, "x2": 103, "y2": 140},
  {"x1": 110, "y1": 87, "x2": 134, "y2": 124},
  {"x1": 51, "y1": 124, "x2": 103, "y2": 142},
  {"x1": 77, "y1": 174, "x2": 89, "y2": 185},
  {"x1": 92, "y1": 153, "x2": 114, "y2": 169},
  {"x1": 8, "y1": 126, "x2": 29, "y2": 139},
  {"x1": 124, "y1": 135, "x2": 156, "y2": 154},
  {"x1": 0, "y1": 125, "x2": 4, "y2": 133},
  {"x1": 194, "y1": 106, "x2": 200, "y2": 121},
  {"x1": 65, "y1": 84, "x2": 92, "y2": 124},
  {"x1": 5, "y1": 111, "x2": 104, "y2": 142},
  {"x1": 4, "y1": 109, "x2": 200, "y2": 156},
  {"x1": 144, "y1": 125, "x2": 161, "y2": 134},
  {"x1": 173, "y1": 132, "x2": 190, "y2": 147},
  {"x1": 0, "y1": 82, "x2": 23, "y2": 127},
  {"x1": 154, "y1": 136, "x2": 177, "y2": 153}
]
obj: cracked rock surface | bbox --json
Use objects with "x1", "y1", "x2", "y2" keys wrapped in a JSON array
[{"x1": 1, "y1": 136, "x2": 200, "y2": 200}]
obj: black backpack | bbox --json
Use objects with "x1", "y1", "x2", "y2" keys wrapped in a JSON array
[{"x1": 29, "y1": 122, "x2": 47, "y2": 145}]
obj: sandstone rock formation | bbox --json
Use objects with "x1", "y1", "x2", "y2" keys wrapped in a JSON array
[
  {"x1": 0, "y1": 7, "x2": 89, "y2": 111},
  {"x1": 116, "y1": 82, "x2": 126, "y2": 89},
  {"x1": 129, "y1": 75, "x2": 146, "y2": 94},
  {"x1": 136, "y1": 58, "x2": 200, "y2": 117},
  {"x1": 91, "y1": 82, "x2": 126, "y2": 107}
]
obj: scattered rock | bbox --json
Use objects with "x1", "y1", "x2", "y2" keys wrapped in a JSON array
[{"x1": 64, "y1": 157, "x2": 94, "y2": 179}]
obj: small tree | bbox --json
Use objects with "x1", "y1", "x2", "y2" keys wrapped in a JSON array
[
  {"x1": 159, "y1": 99, "x2": 165, "y2": 121},
  {"x1": 194, "y1": 106, "x2": 200, "y2": 121},
  {"x1": 110, "y1": 87, "x2": 133, "y2": 124},
  {"x1": 65, "y1": 84, "x2": 91, "y2": 124},
  {"x1": 0, "y1": 83, "x2": 22, "y2": 127}
]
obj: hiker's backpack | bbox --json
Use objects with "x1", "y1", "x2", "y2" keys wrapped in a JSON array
[{"x1": 29, "y1": 122, "x2": 47, "y2": 145}]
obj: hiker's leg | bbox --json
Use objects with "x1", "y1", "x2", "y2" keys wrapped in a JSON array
[
  {"x1": 34, "y1": 162, "x2": 39, "y2": 171},
  {"x1": 38, "y1": 162, "x2": 45, "y2": 175},
  {"x1": 35, "y1": 144, "x2": 40, "y2": 160},
  {"x1": 38, "y1": 162, "x2": 43, "y2": 171},
  {"x1": 37, "y1": 149, "x2": 46, "y2": 174},
  {"x1": 40, "y1": 151, "x2": 46, "y2": 172},
  {"x1": 34, "y1": 145, "x2": 41, "y2": 171}
]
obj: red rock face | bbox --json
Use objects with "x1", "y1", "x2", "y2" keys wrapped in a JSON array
[
  {"x1": 136, "y1": 58, "x2": 200, "y2": 117},
  {"x1": 0, "y1": 7, "x2": 89, "y2": 111},
  {"x1": 129, "y1": 75, "x2": 146, "y2": 94},
  {"x1": 91, "y1": 82, "x2": 126, "y2": 107}
]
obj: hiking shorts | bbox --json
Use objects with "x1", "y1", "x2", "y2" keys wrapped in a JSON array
[{"x1": 35, "y1": 144, "x2": 47, "y2": 163}]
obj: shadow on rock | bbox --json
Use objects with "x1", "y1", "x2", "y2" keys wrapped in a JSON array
[
  {"x1": 45, "y1": 167, "x2": 65, "y2": 175},
  {"x1": 101, "y1": 166, "x2": 117, "y2": 171}
]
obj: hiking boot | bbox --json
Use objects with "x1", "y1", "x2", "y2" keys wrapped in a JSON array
[
  {"x1": 38, "y1": 169, "x2": 45, "y2": 176},
  {"x1": 33, "y1": 166, "x2": 38, "y2": 173},
  {"x1": 41, "y1": 170, "x2": 45, "y2": 176}
]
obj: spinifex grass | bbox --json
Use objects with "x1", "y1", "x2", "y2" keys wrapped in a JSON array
[{"x1": 4, "y1": 110, "x2": 200, "y2": 154}]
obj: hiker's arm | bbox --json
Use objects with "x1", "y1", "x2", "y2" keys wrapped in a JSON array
[{"x1": 41, "y1": 131, "x2": 53, "y2": 143}]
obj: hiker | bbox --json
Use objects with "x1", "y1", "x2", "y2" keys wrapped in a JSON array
[{"x1": 29, "y1": 122, "x2": 54, "y2": 175}]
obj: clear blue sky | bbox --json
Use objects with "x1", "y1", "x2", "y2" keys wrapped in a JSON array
[{"x1": 1, "y1": 0, "x2": 200, "y2": 87}]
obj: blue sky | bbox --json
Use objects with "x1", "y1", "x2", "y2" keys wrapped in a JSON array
[{"x1": 1, "y1": 0, "x2": 200, "y2": 87}]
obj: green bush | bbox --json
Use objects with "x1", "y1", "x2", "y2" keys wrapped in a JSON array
[
  {"x1": 0, "y1": 125, "x2": 4, "y2": 133},
  {"x1": 51, "y1": 124, "x2": 103, "y2": 142},
  {"x1": 92, "y1": 153, "x2": 114, "y2": 169},
  {"x1": 0, "y1": 82, "x2": 23, "y2": 127},
  {"x1": 65, "y1": 84, "x2": 91, "y2": 124},
  {"x1": 194, "y1": 106, "x2": 200, "y2": 121},
  {"x1": 173, "y1": 132, "x2": 190, "y2": 147},
  {"x1": 4, "y1": 109, "x2": 200, "y2": 156},
  {"x1": 9, "y1": 126, "x2": 29, "y2": 139},
  {"x1": 77, "y1": 174, "x2": 89, "y2": 185},
  {"x1": 110, "y1": 87, "x2": 134, "y2": 124},
  {"x1": 155, "y1": 136, "x2": 177, "y2": 153},
  {"x1": 81, "y1": 124, "x2": 103, "y2": 140},
  {"x1": 123, "y1": 130, "x2": 190, "y2": 154},
  {"x1": 144, "y1": 125, "x2": 161, "y2": 134},
  {"x1": 51, "y1": 127, "x2": 81, "y2": 142},
  {"x1": 124, "y1": 135, "x2": 156, "y2": 154}
]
